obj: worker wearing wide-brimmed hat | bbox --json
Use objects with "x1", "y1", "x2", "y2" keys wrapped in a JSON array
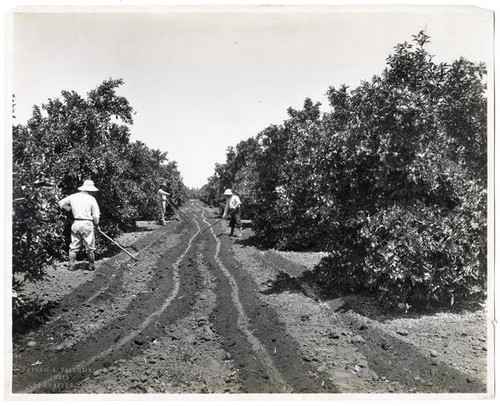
[
  {"x1": 158, "y1": 184, "x2": 170, "y2": 225},
  {"x1": 158, "y1": 183, "x2": 180, "y2": 225},
  {"x1": 222, "y1": 189, "x2": 242, "y2": 238},
  {"x1": 58, "y1": 180, "x2": 101, "y2": 271}
]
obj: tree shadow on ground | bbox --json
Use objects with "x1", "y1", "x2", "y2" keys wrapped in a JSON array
[
  {"x1": 12, "y1": 298, "x2": 59, "y2": 338},
  {"x1": 256, "y1": 261, "x2": 485, "y2": 322},
  {"x1": 260, "y1": 272, "x2": 305, "y2": 295},
  {"x1": 76, "y1": 246, "x2": 121, "y2": 261},
  {"x1": 232, "y1": 234, "x2": 269, "y2": 251},
  {"x1": 230, "y1": 231, "x2": 486, "y2": 321},
  {"x1": 133, "y1": 225, "x2": 158, "y2": 232},
  {"x1": 12, "y1": 260, "x2": 97, "y2": 338}
]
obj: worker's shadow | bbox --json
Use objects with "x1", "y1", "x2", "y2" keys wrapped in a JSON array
[
  {"x1": 71, "y1": 261, "x2": 94, "y2": 272},
  {"x1": 232, "y1": 235, "x2": 261, "y2": 249},
  {"x1": 73, "y1": 251, "x2": 98, "y2": 270}
]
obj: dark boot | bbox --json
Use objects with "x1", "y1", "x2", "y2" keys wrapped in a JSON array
[
  {"x1": 88, "y1": 251, "x2": 95, "y2": 271},
  {"x1": 68, "y1": 252, "x2": 77, "y2": 272},
  {"x1": 228, "y1": 227, "x2": 234, "y2": 237},
  {"x1": 235, "y1": 227, "x2": 243, "y2": 238}
]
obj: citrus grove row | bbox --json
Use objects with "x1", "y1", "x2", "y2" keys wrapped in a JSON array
[
  {"x1": 199, "y1": 32, "x2": 487, "y2": 310},
  {"x1": 12, "y1": 31, "x2": 487, "y2": 315},
  {"x1": 12, "y1": 78, "x2": 190, "y2": 312}
]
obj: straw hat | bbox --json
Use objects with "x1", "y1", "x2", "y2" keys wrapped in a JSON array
[
  {"x1": 78, "y1": 180, "x2": 99, "y2": 192},
  {"x1": 224, "y1": 189, "x2": 233, "y2": 196}
]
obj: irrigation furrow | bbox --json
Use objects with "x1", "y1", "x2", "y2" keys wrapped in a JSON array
[
  {"x1": 46, "y1": 234, "x2": 185, "y2": 350},
  {"x1": 45, "y1": 226, "x2": 188, "y2": 329},
  {"x1": 203, "y1": 212, "x2": 291, "y2": 392},
  {"x1": 24, "y1": 211, "x2": 203, "y2": 393}
]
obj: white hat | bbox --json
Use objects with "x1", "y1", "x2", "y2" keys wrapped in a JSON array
[
  {"x1": 224, "y1": 189, "x2": 233, "y2": 196},
  {"x1": 78, "y1": 180, "x2": 99, "y2": 192}
]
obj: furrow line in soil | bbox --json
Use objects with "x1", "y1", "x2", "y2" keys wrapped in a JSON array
[
  {"x1": 70, "y1": 214, "x2": 208, "y2": 393},
  {"x1": 332, "y1": 311, "x2": 487, "y2": 393},
  {"x1": 208, "y1": 219, "x2": 337, "y2": 393},
  {"x1": 202, "y1": 210, "x2": 292, "y2": 392},
  {"x1": 42, "y1": 220, "x2": 185, "y2": 328},
  {"x1": 37, "y1": 227, "x2": 187, "y2": 351},
  {"x1": 47, "y1": 232, "x2": 184, "y2": 352},
  {"x1": 247, "y1": 248, "x2": 487, "y2": 393},
  {"x1": 20, "y1": 211, "x2": 203, "y2": 393},
  {"x1": 76, "y1": 240, "x2": 239, "y2": 394}
]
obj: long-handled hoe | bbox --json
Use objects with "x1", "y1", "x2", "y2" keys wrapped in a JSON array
[
  {"x1": 201, "y1": 209, "x2": 234, "y2": 233},
  {"x1": 98, "y1": 228, "x2": 139, "y2": 262},
  {"x1": 166, "y1": 199, "x2": 190, "y2": 223}
]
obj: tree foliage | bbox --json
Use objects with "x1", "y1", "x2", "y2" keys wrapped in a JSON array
[
  {"x1": 200, "y1": 138, "x2": 260, "y2": 216},
  {"x1": 13, "y1": 79, "x2": 186, "y2": 288},
  {"x1": 201, "y1": 32, "x2": 487, "y2": 309}
]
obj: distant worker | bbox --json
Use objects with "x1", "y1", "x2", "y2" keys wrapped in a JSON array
[
  {"x1": 223, "y1": 189, "x2": 242, "y2": 238},
  {"x1": 58, "y1": 180, "x2": 100, "y2": 272},
  {"x1": 158, "y1": 184, "x2": 170, "y2": 225},
  {"x1": 158, "y1": 184, "x2": 181, "y2": 224}
]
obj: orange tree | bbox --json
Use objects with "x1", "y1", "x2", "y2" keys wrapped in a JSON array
[
  {"x1": 202, "y1": 32, "x2": 487, "y2": 308},
  {"x1": 200, "y1": 138, "x2": 260, "y2": 217},
  {"x1": 13, "y1": 79, "x2": 186, "y2": 290},
  {"x1": 123, "y1": 141, "x2": 186, "y2": 221},
  {"x1": 312, "y1": 32, "x2": 487, "y2": 308}
]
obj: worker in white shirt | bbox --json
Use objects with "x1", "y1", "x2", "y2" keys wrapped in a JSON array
[
  {"x1": 58, "y1": 180, "x2": 100, "y2": 271},
  {"x1": 223, "y1": 189, "x2": 242, "y2": 238},
  {"x1": 158, "y1": 185, "x2": 170, "y2": 225}
]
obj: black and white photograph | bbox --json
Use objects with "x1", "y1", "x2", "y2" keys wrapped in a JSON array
[{"x1": 3, "y1": 0, "x2": 495, "y2": 401}]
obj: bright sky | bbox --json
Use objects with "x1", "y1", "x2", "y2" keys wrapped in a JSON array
[{"x1": 10, "y1": 5, "x2": 493, "y2": 188}]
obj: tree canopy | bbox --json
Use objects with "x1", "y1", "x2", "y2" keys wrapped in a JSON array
[{"x1": 200, "y1": 32, "x2": 487, "y2": 309}]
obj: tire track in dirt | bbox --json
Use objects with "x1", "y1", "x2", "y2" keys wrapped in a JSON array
[{"x1": 15, "y1": 208, "x2": 204, "y2": 393}]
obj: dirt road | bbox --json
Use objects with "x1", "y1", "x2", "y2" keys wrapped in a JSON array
[{"x1": 11, "y1": 200, "x2": 488, "y2": 395}]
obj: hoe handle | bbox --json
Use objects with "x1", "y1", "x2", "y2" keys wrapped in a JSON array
[{"x1": 99, "y1": 229, "x2": 138, "y2": 261}]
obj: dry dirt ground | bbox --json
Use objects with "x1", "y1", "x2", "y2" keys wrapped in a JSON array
[{"x1": 10, "y1": 200, "x2": 491, "y2": 398}]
